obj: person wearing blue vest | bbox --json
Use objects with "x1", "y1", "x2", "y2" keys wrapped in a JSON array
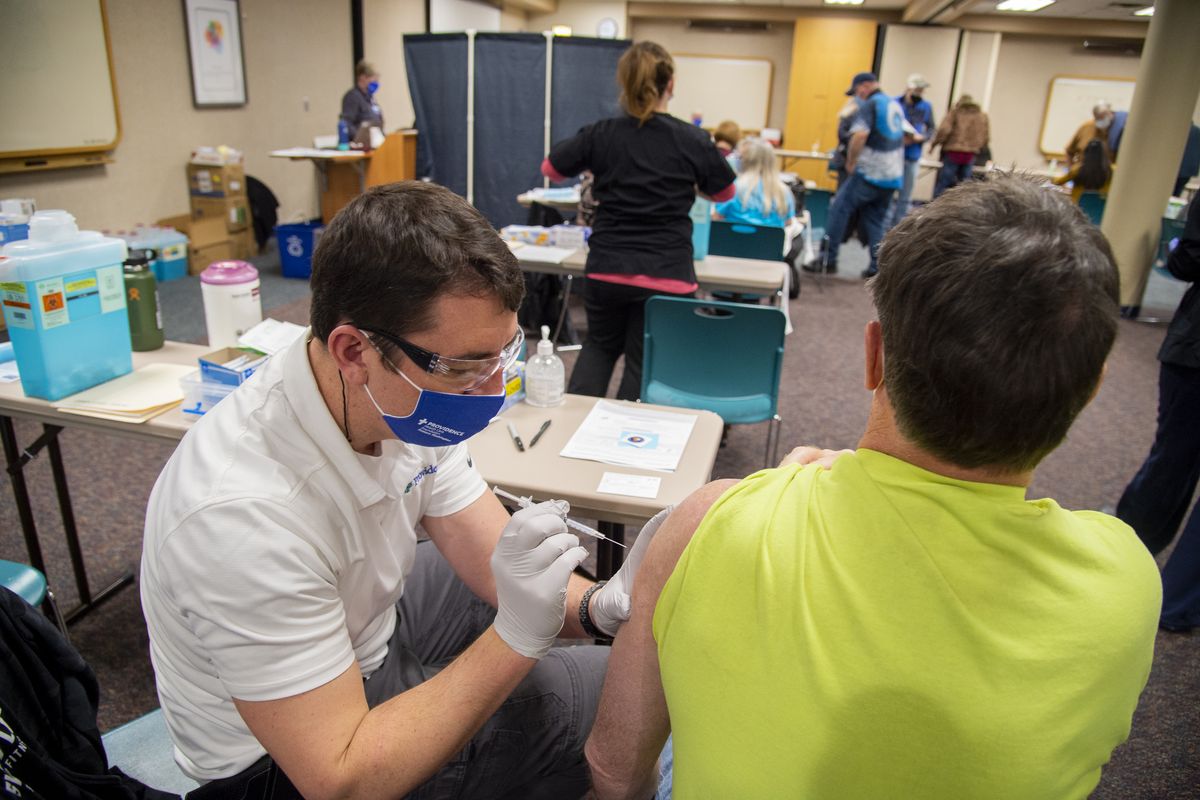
[
  {"x1": 820, "y1": 72, "x2": 905, "y2": 279},
  {"x1": 887, "y1": 74, "x2": 935, "y2": 230}
]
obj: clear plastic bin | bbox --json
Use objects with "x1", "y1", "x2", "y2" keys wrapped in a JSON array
[{"x1": 179, "y1": 370, "x2": 237, "y2": 415}]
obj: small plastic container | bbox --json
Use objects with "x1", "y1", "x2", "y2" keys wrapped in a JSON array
[
  {"x1": 179, "y1": 370, "x2": 237, "y2": 415},
  {"x1": 201, "y1": 260, "x2": 262, "y2": 349},
  {"x1": 153, "y1": 227, "x2": 189, "y2": 282}
]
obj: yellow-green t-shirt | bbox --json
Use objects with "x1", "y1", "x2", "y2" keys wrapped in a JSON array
[{"x1": 653, "y1": 449, "x2": 1160, "y2": 799}]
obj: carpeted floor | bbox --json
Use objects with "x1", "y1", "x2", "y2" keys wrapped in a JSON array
[{"x1": 1, "y1": 240, "x2": 1196, "y2": 796}]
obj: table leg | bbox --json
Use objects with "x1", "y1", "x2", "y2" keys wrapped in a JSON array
[
  {"x1": 2, "y1": 414, "x2": 49, "y2": 575},
  {"x1": 0, "y1": 417, "x2": 134, "y2": 623},
  {"x1": 44, "y1": 427, "x2": 135, "y2": 622},
  {"x1": 596, "y1": 521, "x2": 626, "y2": 580}
]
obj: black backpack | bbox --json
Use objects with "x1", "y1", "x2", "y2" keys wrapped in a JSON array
[{"x1": 0, "y1": 588, "x2": 178, "y2": 800}]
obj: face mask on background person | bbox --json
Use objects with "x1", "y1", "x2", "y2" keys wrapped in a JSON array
[
  {"x1": 367, "y1": 80, "x2": 380, "y2": 94},
  {"x1": 1095, "y1": 116, "x2": 1111, "y2": 130}
]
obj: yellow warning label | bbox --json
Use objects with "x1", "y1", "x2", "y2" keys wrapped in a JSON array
[{"x1": 65, "y1": 277, "x2": 97, "y2": 293}]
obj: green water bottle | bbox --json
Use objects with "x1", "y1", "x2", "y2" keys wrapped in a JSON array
[{"x1": 123, "y1": 249, "x2": 164, "y2": 351}]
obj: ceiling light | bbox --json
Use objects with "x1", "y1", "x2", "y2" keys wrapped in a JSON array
[
  {"x1": 824, "y1": 0, "x2": 866, "y2": 6},
  {"x1": 1134, "y1": 6, "x2": 1154, "y2": 16},
  {"x1": 995, "y1": 0, "x2": 1056, "y2": 10},
  {"x1": 551, "y1": 24, "x2": 572, "y2": 36}
]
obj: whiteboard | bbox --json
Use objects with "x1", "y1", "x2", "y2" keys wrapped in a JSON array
[
  {"x1": 670, "y1": 55, "x2": 772, "y2": 132},
  {"x1": 0, "y1": 0, "x2": 120, "y2": 158},
  {"x1": 1040, "y1": 76, "x2": 1134, "y2": 157}
]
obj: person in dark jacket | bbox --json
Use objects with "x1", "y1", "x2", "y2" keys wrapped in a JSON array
[
  {"x1": 1117, "y1": 196, "x2": 1200, "y2": 631},
  {"x1": 340, "y1": 60, "x2": 383, "y2": 133}
]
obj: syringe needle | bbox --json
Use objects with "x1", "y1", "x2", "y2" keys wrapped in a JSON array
[{"x1": 492, "y1": 485, "x2": 627, "y2": 548}]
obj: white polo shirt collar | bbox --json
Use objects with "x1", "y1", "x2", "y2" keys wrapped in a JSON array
[{"x1": 282, "y1": 330, "x2": 387, "y2": 510}]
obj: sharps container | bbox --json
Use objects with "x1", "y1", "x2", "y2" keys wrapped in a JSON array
[
  {"x1": 123, "y1": 249, "x2": 164, "y2": 351},
  {"x1": 200, "y1": 259, "x2": 262, "y2": 348},
  {"x1": 0, "y1": 210, "x2": 132, "y2": 400}
]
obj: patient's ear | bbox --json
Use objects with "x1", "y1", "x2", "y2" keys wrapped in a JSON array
[{"x1": 864, "y1": 321, "x2": 884, "y2": 391}]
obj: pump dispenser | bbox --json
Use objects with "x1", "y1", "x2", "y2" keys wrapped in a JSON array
[{"x1": 524, "y1": 324, "x2": 564, "y2": 407}]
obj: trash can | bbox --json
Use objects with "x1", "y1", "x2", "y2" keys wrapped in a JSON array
[{"x1": 275, "y1": 219, "x2": 324, "y2": 279}]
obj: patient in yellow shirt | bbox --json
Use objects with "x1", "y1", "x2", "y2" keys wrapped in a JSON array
[{"x1": 585, "y1": 174, "x2": 1161, "y2": 800}]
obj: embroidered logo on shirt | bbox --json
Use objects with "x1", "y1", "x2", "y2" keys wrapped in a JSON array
[{"x1": 404, "y1": 464, "x2": 438, "y2": 494}]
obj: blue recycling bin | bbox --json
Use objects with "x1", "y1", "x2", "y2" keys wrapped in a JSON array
[{"x1": 275, "y1": 219, "x2": 324, "y2": 279}]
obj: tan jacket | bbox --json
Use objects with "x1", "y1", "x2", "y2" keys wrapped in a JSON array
[
  {"x1": 1065, "y1": 121, "x2": 1114, "y2": 166},
  {"x1": 931, "y1": 105, "x2": 990, "y2": 154}
]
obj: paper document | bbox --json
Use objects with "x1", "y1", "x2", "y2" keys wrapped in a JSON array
[
  {"x1": 517, "y1": 245, "x2": 575, "y2": 265},
  {"x1": 0, "y1": 361, "x2": 18, "y2": 383},
  {"x1": 560, "y1": 400, "x2": 697, "y2": 472},
  {"x1": 53, "y1": 363, "x2": 195, "y2": 423},
  {"x1": 597, "y1": 472, "x2": 661, "y2": 499},
  {"x1": 237, "y1": 318, "x2": 306, "y2": 356}
]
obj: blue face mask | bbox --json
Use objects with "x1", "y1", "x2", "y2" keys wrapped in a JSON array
[
  {"x1": 367, "y1": 80, "x2": 380, "y2": 95},
  {"x1": 362, "y1": 368, "x2": 503, "y2": 448}
]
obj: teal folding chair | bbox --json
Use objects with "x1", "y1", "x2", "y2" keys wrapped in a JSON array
[
  {"x1": 1155, "y1": 216, "x2": 1188, "y2": 276},
  {"x1": 103, "y1": 708, "x2": 200, "y2": 795},
  {"x1": 1078, "y1": 191, "x2": 1106, "y2": 225},
  {"x1": 0, "y1": 559, "x2": 68, "y2": 639},
  {"x1": 707, "y1": 220, "x2": 787, "y2": 304},
  {"x1": 805, "y1": 187, "x2": 833, "y2": 234},
  {"x1": 642, "y1": 297, "x2": 787, "y2": 468}
]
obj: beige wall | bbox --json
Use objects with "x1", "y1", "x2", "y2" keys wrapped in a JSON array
[
  {"x1": 364, "y1": 0, "x2": 426, "y2": 132},
  {"x1": 0, "y1": 0, "x2": 351, "y2": 230},
  {"x1": 527, "y1": 0, "x2": 629, "y2": 38},
  {"x1": 629, "y1": 18, "x2": 794, "y2": 132},
  {"x1": 989, "y1": 34, "x2": 1141, "y2": 170}
]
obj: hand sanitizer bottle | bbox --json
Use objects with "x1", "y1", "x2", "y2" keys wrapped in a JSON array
[{"x1": 525, "y1": 324, "x2": 564, "y2": 407}]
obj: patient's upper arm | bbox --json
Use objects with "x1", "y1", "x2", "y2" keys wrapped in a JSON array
[{"x1": 585, "y1": 479, "x2": 738, "y2": 800}]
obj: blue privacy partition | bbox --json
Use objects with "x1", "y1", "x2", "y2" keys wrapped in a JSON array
[
  {"x1": 551, "y1": 37, "x2": 626, "y2": 147},
  {"x1": 473, "y1": 33, "x2": 546, "y2": 228},
  {"x1": 403, "y1": 33, "x2": 630, "y2": 228},
  {"x1": 403, "y1": 33, "x2": 469, "y2": 197}
]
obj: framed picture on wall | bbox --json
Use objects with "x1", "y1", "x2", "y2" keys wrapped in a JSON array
[{"x1": 183, "y1": 0, "x2": 247, "y2": 107}]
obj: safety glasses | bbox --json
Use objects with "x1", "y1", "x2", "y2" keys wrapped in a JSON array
[{"x1": 360, "y1": 325, "x2": 524, "y2": 391}]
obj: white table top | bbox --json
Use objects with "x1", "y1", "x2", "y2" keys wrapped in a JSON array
[
  {"x1": 0, "y1": 341, "x2": 208, "y2": 444},
  {"x1": 472, "y1": 394, "x2": 723, "y2": 527},
  {"x1": 515, "y1": 248, "x2": 786, "y2": 297}
]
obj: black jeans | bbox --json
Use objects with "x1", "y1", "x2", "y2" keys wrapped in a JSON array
[
  {"x1": 1117, "y1": 361, "x2": 1200, "y2": 629},
  {"x1": 190, "y1": 543, "x2": 609, "y2": 799},
  {"x1": 567, "y1": 277, "x2": 693, "y2": 401}
]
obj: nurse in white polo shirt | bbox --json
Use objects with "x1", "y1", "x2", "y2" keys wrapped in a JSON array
[{"x1": 140, "y1": 181, "x2": 660, "y2": 799}]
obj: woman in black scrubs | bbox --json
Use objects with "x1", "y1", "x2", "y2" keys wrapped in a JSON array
[{"x1": 542, "y1": 41, "x2": 736, "y2": 401}]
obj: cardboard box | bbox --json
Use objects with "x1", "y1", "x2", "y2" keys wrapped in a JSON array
[
  {"x1": 157, "y1": 214, "x2": 233, "y2": 275},
  {"x1": 199, "y1": 347, "x2": 268, "y2": 386},
  {"x1": 187, "y1": 163, "x2": 246, "y2": 197},
  {"x1": 230, "y1": 227, "x2": 257, "y2": 261},
  {"x1": 190, "y1": 195, "x2": 249, "y2": 232}
]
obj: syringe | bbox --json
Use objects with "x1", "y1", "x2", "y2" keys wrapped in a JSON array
[{"x1": 492, "y1": 486, "x2": 627, "y2": 548}]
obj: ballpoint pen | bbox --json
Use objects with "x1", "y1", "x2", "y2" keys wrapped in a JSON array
[
  {"x1": 492, "y1": 486, "x2": 627, "y2": 548},
  {"x1": 507, "y1": 422, "x2": 525, "y2": 452},
  {"x1": 528, "y1": 419, "x2": 552, "y2": 448}
]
